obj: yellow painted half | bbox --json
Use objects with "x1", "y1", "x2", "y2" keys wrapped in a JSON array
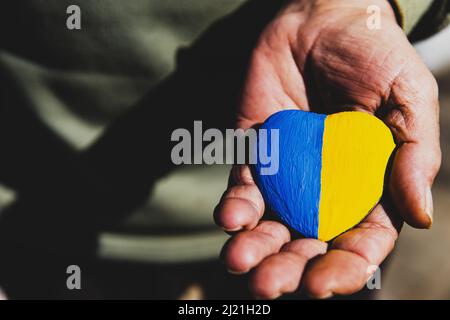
[{"x1": 318, "y1": 112, "x2": 395, "y2": 241}]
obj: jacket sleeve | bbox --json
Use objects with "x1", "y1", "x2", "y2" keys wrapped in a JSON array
[{"x1": 389, "y1": 0, "x2": 450, "y2": 41}]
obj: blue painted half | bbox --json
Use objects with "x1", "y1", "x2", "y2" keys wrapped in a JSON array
[{"x1": 253, "y1": 110, "x2": 326, "y2": 238}]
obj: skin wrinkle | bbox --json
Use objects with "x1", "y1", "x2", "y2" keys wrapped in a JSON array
[
  {"x1": 281, "y1": 51, "x2": 309, "y2": 109},
  {"x1": 305, "y1": 29, "x2": 329, "y2": 111},
  {"x1": 282, "y1": 241, "x2": 327, "y2": 260},
  {"x1": 304, "y1": 13, "x2": 406, "y2": 113},
  {"x1": 241, "y1": 46, "x2": 297, "y2": 121},
  {"x1": 224, "y1": 196, "x2": 260, "y2": 220},
  {"x1": 317, "y1": 67, "x2": 382, "y2": 102},
  {"x1": 273, "y1": 57, "x2": 305, "y2": 110},
  {"x1": 274, "y1": 14, "x2": 312, "y2": 110},
  {"x1": 225, "y1": 222, "x2": 290, "y2": 272},
  {"x1": 352, "y1": 52, "x2": 383, "y2": 97},
  {"x1": 292, "y1": 24, "x2": 324, "y2": 73},
  {"x1": 308, "y1": 28, "x2": 376, "y2": 111},
  {"x1": 236, "y1": 114, "x2": 258, "y2": 130},
  {"x1": 384, "y1": 76, "x2": 422, "y2": 143},
  {"x1": 310, "y1": 47, "x2": 386, "y2": 110},
  {"x1": 236, "y1": 165, "x2": 256, "y2": 185},
  {"x1": 332, "y1": 223, "x2": 398, "y2": 265},
  {"x1": 257, "y1": 230, "x2": 289, "y2": 249},
  {"x1": 381, "y1": 56, "x2": 439, "y2": 144},
  {"x1": 360, "y1": 46, "x2": 406, "y2": 103},
  {"x1": 230, "y1": 165, "x2": 244, "y2": 185},
  {"x1": 258, "y1": 37, "x2": 305, "y2": 110}
]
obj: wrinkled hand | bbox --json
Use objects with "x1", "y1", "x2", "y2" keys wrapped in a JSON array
[{"x1": 215, "y1": 0, "x2": 441, "y2": 299}]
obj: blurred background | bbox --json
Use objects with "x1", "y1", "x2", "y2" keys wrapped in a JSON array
[
  {"x1": 378, "y1": 26, "x2": 450, "y2": 299},
  {"x1": 0, "y1": 1, "x2": 448, "y2": 299}
]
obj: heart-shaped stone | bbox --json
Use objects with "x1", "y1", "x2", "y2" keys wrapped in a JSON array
[{"x1": 253, "y1": 110, "x2": 395, "y2": 241}]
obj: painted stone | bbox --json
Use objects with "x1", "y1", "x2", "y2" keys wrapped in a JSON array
[{"x1": 253, "y1": 110, "x2": 395, "y2": 241}]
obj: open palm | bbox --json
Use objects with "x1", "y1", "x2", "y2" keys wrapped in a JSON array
[{"x1": 215, "y1": 0, "x2": 441, "y2": 298}]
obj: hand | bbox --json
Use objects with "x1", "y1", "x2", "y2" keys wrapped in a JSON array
[{"x1": 214, "y1": 0, "x2": 441, "y2": 299}]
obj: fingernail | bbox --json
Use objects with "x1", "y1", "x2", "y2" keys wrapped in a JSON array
[
  {"x1": 254, "y1": 293, "x2": 280, "y2": 300},
  {"x1": 317, "y1": 292, "x2": 333, "y2": 300},
  {"x1": 223, "y1": 226, "x2": 243, "y2": 232},
  {"x1": 308, "y1": 291, "x2": 333, "y2": 300},
  {"x1": 425, "y1": 187, "x2": 434, "y2": 228},
  {"x1": 227, "y1": 268, "x2": 248, "y2": 275}
]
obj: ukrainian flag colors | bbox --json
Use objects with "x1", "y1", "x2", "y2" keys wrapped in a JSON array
[{"x1": 254, "y1": 110, "x2": 395, "y2": 241}]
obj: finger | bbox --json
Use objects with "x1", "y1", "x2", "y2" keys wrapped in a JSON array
[
  {"x1": 302, "y1": 203, "x2": 401, "y2": 298},
  {"x1": 214, "y1": 165, "x2": 265, "y2": 232},
  {"x1": 222, "y1": 220, "x2": 290, "y2": 274},
  {"x1": 383, "y1": 62, "x2": 441, "y2": 229},
  {"x1": 302, "y1": 249, "x2": 370, "y2": 299},
  {"x1": 250, "y1": 238, "x2": 327, "y2": 299}
]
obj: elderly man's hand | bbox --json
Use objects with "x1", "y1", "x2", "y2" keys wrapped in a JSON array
[{"x1": 214, "y1": 0, "x2": 441, "y2": 299}]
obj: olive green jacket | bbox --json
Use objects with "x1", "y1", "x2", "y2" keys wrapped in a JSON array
[{"x1": 392, "y1": 0, "x2": 450, "y2": 40}]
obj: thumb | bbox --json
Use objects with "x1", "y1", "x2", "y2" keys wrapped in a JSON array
[{"x1": 383, "y1": 67, "x2": 441, "y2": 229}]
